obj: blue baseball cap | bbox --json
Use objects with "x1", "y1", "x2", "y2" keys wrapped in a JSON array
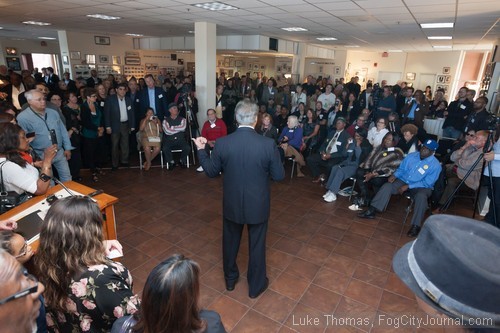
[{"x1": 422, "y1": 139, "x2": 438, "y2": 151}]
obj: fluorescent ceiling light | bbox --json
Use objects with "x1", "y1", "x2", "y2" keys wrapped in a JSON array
[
  {"x1": 193, "y1": 2, "x2": 238, "y2": 11},
  {"x1": 22, "y1": 21, "x2": 51, "y2": 26},
  {"x1": 235, "y1": 51, "x2": 251, "y2": 54},
  {"x1": 420, "y1": 23, "x2": 454, "y2": 29},
  {"x1": 86, "y1": 14, "x2": 121, "y2": 20},
  {"x1": 188, "y1": 31, "x2": 194, "y2": 33},
  {"x1": 221, "y1": 54, "x2": 233, "y2": 57},
  {"x1": 316, "y1": 37, "x2": 337, "y2": 41},
  {"x1": 388, "y1": 49, "x2": 403, "y2": 52},
  {"x1": 38, "y1": 37, "x2": 56, "y2": 40},
  {"x1": 428, "y1": 36, "x2": 452, "y2": 40},
  {"x1": 0, "y1": 27, "x2": 3, "y2": 29},
  {"x1": 344, "y1": 45, "x2": 360, "y2": 48},
  {"x1": 126, "y1": 33, "x2": 143, "y2": 37},
  {"x1": 176, "y1": 50, "x2": 191, "y2": 53},
  {"x1": 433, "y1": 45, "x2": 452, "y2": 49},
  {"x1": 282, "y1": 27, "x2": 308, "y2": 32}
]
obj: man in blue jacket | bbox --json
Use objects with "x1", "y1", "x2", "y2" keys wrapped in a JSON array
[{"x1": 358, "y1": 139, "x2": 441, "y2": 237}]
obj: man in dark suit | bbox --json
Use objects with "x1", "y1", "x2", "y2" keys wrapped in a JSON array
[
  {"x1": 44, "y1": 67, "x2": 59, "y2": 92},
  {"x1": 104, "y1": 83, "x2": 135, "y2": 170},
  {"x1": 138, "y1": 74, "x2": 168, "y2": 121},
  {"x1": 86, "y1": 69, "x2": 102, "y2": 88},
  {"x1": 193, "y1": 100, "x2": 285, "y2": 298},
  {"x1": 62, "y1": 72, "x2": 77, "y2": 93}
]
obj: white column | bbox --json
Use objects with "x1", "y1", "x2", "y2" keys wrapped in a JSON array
[
  {"x1": 195, "y1": 22, "x2": 217, "y2": 127},
  {"x1": 57, "y1": 30, "x2": 72, "y2": 76},
  {"x1": 292, "y1": 42, "x2": 307, "y2": 84}
]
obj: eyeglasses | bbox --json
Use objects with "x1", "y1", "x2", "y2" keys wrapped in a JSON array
[
  {"x1": 14, "y1": 240, "x2": 28, "y2": 259},
  {"x1": 466, "y1": 133, "x2": 475, "y2": 137},
  {"x1": 0, "y1": 268, "x2": 38, "y2": 305}
]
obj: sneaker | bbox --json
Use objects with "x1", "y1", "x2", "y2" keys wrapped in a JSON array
[
  {"x1": 348, "y1": 204, "x2": 363, "y2": 211},
  {"x1": 324, "y1": 192, "x2": 337, "y2": 202},
  {"x1": 323, "y1": 190, "x2": 333, "y2": 198},
  {"x1": 196, "y1": 166, "x2": 204, "y2": 172}
]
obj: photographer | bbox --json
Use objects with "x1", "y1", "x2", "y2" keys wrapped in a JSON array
[
  {"x1": 139, "y1": 108, "x2": 161, "y2": 170},
  {"x1": 483, "y1": 128, "x2": 500, "y2": 228}
]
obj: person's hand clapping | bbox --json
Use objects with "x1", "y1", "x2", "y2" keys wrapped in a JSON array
[{"x1": 192, "y1": 137, "x2": 208, "y2": 150}]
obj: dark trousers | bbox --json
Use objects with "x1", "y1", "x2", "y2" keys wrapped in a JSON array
[
  {"x1": 483, "y1": 175, "x2": 500, "y2": 228},
  {"x1": 83, "y1": 137, "x2": 99, "y2": 172},
  {"x1": 111, "y1": 123, "x2": 130, "y2": 167},
  {"x1": 223, "y1": 217, "x2": 268, "y2": 296},
  {"x1": 356, "y1": 168, "x2": 389, "y2": 198},
  {"x1": 307, "y1": 154, "x2": 343, "y2": 177},
  {"x1": 162, "y1": 137, "x2": 191, "y2": 164}
]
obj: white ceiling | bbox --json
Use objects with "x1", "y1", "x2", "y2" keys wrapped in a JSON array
[{"x1": 0, "y1": 0, "x2": 498, "y2": 52}]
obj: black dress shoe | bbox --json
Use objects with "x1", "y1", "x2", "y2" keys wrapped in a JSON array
[
  {"x1": 407, "y1": 224, "x2": 421, "y2": 237},
  {"x1": 225, "y1": 278, "x2": 239, "y2": 291},
  {"x1": 249, "y1": 278, "x2": 269, "y2": 299},
  {"x1": 358, "y1": 207, "x2": 376, "y2": 219}
]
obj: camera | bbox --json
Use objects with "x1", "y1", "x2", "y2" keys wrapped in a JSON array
[
  {"x1": 486, "y1": 115, "x2": 500, "y2": 131},
  {"x1": 150, "y1": 116, "x2": 157, "y2": 121},
  {"x1": 49, "y1": 129, "x2": 58, "y2": 145}
]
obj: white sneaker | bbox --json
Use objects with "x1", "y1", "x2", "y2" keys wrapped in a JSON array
[
  {"x1": 324, "y1": 192, "x2": 337, "y2": 202},
  {"x1": 323, "y1": 190, "x2": 333, "y2": 198},
  {"x1": 348, "y1": 204, "x2": 362, "y2": 211},
  {"x1": 196, "y1": 166, "x2": 204, "y2": 172}
]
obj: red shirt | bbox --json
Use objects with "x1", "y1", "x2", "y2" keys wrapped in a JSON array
[{"x1": 201, "y1": 118, "x2": 227, "y2": 142}]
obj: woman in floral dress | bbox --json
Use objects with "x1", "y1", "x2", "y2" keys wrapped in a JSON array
[{"x1": 36, "y1": 196, "x2": 140, "y2": 332}]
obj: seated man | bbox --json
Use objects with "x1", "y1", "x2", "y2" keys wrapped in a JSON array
[
  {"x1": 346, "y1": 115, "x2": 367, "y2": 137},
  {"x1": 358, "y1": 139, "x2": 441, "y2": 238},
  {"x1": 434, "y1": 130, "x2": 488, "y2": 212},
  {"x1": 307, "y1": 117, "x2": 350, "y2": 183},
  {"x1": 197, "y1": 108, "x2": 227, "y2": 172},
  {"x1": 162, "y1": 103, "x2": 191, "y2": 169}
]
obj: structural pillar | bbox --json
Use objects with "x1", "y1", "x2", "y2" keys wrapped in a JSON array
[{"x1": 195, "y1": 22, "x2": 217, "y2": 127}]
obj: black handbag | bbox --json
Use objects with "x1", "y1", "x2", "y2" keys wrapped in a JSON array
[{"x1": 0, "y1": 161, "x2": 21, "y2": 214}]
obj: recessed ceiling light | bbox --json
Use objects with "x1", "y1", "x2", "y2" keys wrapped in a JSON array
[
  {"x1": 344, "y1": 45, "x2": 360, "y2": 48},
  {"x1": 86, "y1": 14, "x2": 121, "y2": 20},
  {"x1": 316, "y1": 37, "x2": 338, "y2": 41},
  {"x1": 433, "y1": 45, "x2": 453, "y2": 49},
  {"x1": 420, "y1": 23, "x2": 454, "y2": 29},
  {"x1": 282, "y1": 27, "x2": 308, "y2": 32},
  {"x1": 126, "y1": 33, "x2": 143, "y2": 37},
  {"x1": 388, "y1": 49, "x2": 403, "y2": 52},
  {"x1": 38, "y1": 37, "x2": 57, "y2": 40},
  {"x1": 22, "y1": 21, "x2": 51, "y2": 26},
  {"x1": 428, "y1": 36, "x2": 452, "y2": 40},
  {"x1": 193, "y1": 2, "x2": 238, "y2": 11}
]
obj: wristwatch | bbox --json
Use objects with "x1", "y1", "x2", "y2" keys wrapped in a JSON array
[{"x1": 39, "y1": 173, "x2": 51, "y2": 182}]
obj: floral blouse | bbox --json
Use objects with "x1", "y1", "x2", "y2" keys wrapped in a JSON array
[{"x1": 46, "y1": 260, "x2": 140, "y2": 333}]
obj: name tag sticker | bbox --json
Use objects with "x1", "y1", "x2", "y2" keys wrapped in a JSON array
[
  {"x1": 100, "y1": 101, "x2": 105, "y2": 107},
  {"x1": 416, "y1": 108, "x2": 420, "y2": 112},
  {"x1": 127, "y1": 106, "x2": 131, "y2": 110},
  {"x1": 387, "y1": 147, "x2": 395, "y2": 151},
  {"x1": 355, "y1": 125, "x2": 359, "y2": 129},
  {"x1": 471, "y1": 119, "x2": 475, "y2": 123},
  {"x1": 159, "y1": 94, "x2": 163, "y2": 99},
  {"x1": 336, "y1": 141, "x2": 342, "y2": 146},
  {"x1": 418, "y1": 167, "x2": 425, "y2": 174},
  {"x1": 347, "y1": 149, "x2": 353, "y2": 153},
  {"x1": 210, "y1": 123, "x2": 216, "y2": 128},
  {"x1": 460, "y1": 104, "x2": 466, "y2": 109},
  {"x1": 289, "y1": 130, "x2": 294, "y2": 133},
  {"x1": 136, "y1": 99, "x2": 140, "y2": 102}
]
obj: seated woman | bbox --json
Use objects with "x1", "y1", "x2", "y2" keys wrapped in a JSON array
[
  {"x1": 36, "y1": 196, "x2": 139, "y2": 332},
  {"x1": 256, "y1": 113, "x2": 279, "y2": 144},
  {"x1": 278, "y1": 115, "x2": 306, "y2": 177},
  {"x1": 111, "y1": 254, "x2": 227, "y2": 333},
  {"x1": 291, "y1": 102, "x2": 307, "y2": 124},
  {"x1": 352, "y1": 132, "x2": 404, "y2": 208},
  {"x1": 398, "y1": 123, "x2": 419, "y2": 155},
  {"x1": 0, "y1": 123, "x2": 56, "y2": 199},
  {"x1": 367, "y1": 117, "x2": 389, "y2": 148},
  {"x1": 0, "y1": 230, "x2": 34, "y2": 265},
  {"x1": 302, "y1": 108, "x2": 320, "y2": 154},
  {"x1": 139, "y1": 107, "x2": 161, "y2": 170},
  {"x1": 323, "y1": 128, "x2": 372, "y2": 202}
]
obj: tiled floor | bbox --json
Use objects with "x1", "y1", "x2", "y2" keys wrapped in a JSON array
[{"x1": 79, "y1": 159, "x2": 478, "y2": 333}]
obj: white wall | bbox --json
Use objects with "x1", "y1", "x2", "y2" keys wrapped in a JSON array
[{"x1": 0, "y1": 38, "x2": 60, "y2": 69}]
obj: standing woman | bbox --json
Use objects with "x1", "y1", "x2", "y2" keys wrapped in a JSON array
[
  {"x1": 80, "y1": 88, "x2": 104, "y2": 182},
  {"x1": 62, "y1": 91, "x2": 82, "y2": 181},
  {"x1": 36, "y1": 197, "x2": 140, "y2": 332}
]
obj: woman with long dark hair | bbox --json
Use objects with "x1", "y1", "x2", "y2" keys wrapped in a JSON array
[
  {"x1": 112, "y1": 254, "x2": 226, "y2": 333},
  {"x1": 36, "y1": 196, "x2": 139, "y2": 332}
]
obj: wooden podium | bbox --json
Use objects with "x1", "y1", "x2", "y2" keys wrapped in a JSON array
[{"x1": 0, "y1": 181, "x2": 118, "y2": 252}]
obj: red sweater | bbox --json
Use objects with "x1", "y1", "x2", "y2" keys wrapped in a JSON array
[{"x1": 201, "y1": 119, "x2": 227, "y2": 142}]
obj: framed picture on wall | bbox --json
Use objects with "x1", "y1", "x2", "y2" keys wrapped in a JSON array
[
  {"x1": 70, "y1": 51, "x2": 80, "y2": 60},
  {"x1": 171, "y1": 54, "x2": 177, "y2": 61},
  {"x1": 178, "y1": 59, "x2": 184, "y2": 65},
  {"x1": 406, "y1": 72, "x2": 416, "y2": 81},
  {"x1": 99, "y1": 55, "x2": 109, "y2": 63},
  {"x1": 94, "y1": 36, "x2": 110, "y2": 45},
  {"x1": 437, "y1": 75, "x2": 446, "y2": 83},
  {"x1": 445, "y1": 75, "x2": 451, "y2": 83},
  {"x1": 443, "y1": 67, "x2": 450, "y2": 74},
  {"x1": 86, "y1": 54, "x2": 96, "y2": 64},
  {"x1": 112, "y1": 56, "x2": 121, "y2": 65},
  {"x1": 334, "y1": 66, "x2": 341, "y2": 75},
  {"x1": 6, "y1": 57, "x2": 21, "y2": 71}
]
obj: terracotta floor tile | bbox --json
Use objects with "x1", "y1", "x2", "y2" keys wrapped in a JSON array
[
  {"x1": 209, "y1": 295, "x2": 249, "y2": 331},
  {"x1": 358, "y1": 249, "x2": 393, "y2": 272},
  {"x1": 303, "y1": 210, "x2": 330, "y2": 224},
  {"x1": 312, "y1": 267, "x2": 351, "y2": 294},
  {"x1": 270, "y1": 272, "x2": 310, "y2": 301},
  {"x1": 296, "y1": 244, "x2": 333, "y2": 266},
  {"x1": 340, "y1": 232, "x2": 370, "y2": 249},
  {"x1": 300, "y1": 284, "x2": 342, "y2": 314},
  {"x1": 134, "y1": 236, "x2": 174, "y2": 257},
  {"x1": 286, "y1": 225, "x2": 316, "y2": 242},
  {"x1": 334, "y1": 296, "x2": 377, "y2": 331},
  {"x1": 273, "y1": 237, "x2": 304, "y2": 256},
  {"x1": 200, "y1": 283, "x2": 222, "y2": 309},
  {"x1": 316, "y1": 224, "x2": 346, "y2": 240},
  {"x1": 365, "y1": 239, "x2": 397, "y2": 258},
  {"x1": 384, "y1": 272, "x2": 415, "y2": 300},
  {"x1": 130, "y1": 257, "x2": 161, "y2": 281},
  {"x1": 201, "y1": 265, "x2": 227, "y2": 293},
  {"x1": 378, "y1": 291, "x2": 418, "y2": 315},
  {"x1": 322, "y1": 254, "x2": 358, "y2": 276},
  {"x1": 253, "y1": 290, "x2": 297, "y2": 324},
  {"x1": 352, "y1": 263, "x2": 389, "y2": 287},
  {"x1": 343, "y1": 279, "x2": 384, "y2": 308},
  {"x1": 283, "y1": 257, "x2": 321, "y2": 281},
  {"x1": 231, "y1": 309, "x2": 282, "y2": 333},
  {"x1": 284, "y1": 303, "x2": 327, "y2": 333},
  {"x1": 348, "y1": 222, "x2": 377, "y2": 238},
  {"x1": 120, "y1": 249, "x2": 151, "y2": 271},
  {"x1": 120, "y1": 229, "x2": 155, "y2": 247},
  {"x1": 333, "y1": 242, "x2": 364, "y2": 260}
]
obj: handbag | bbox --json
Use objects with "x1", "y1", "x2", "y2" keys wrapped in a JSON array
[
  {"x1": 147, "y1": 122, "x2": 161, "y2": 143},
  {"x1": 0, "y1": 161, "x2": 21, "y2": 214}
]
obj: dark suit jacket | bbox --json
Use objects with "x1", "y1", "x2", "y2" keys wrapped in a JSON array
[
  {"x1": 198, "y1": 127, "x2": 285, "y2": 224},
  {"x1": 319, "y1": 129, "x2": 351, "y2": 160},
  {"x1": 103, "y1": 95, "x2": 135, "y2": 133},
  {"x1": 401, "y1": 100, "x2": 429, "y2": 128},
  {"x1": 86, "y1": 76, "x2": 102, "y2": 88},
  {"x1": 46, "y1": 74, "x2": 59, "y2": 91},
  {"x1": 138, "y1": 87, "x2": 168, "y2": 121}
]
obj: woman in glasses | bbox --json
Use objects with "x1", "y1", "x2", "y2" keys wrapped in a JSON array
[
  {"x1": 36, "y1": 196, "x2": 139, "y2": 332},
  {"x1": 112, "y1": 254, "x2": 226, "y2": 333}
]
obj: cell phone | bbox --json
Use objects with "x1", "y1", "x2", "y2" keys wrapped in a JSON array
[
  {"x1": 46, "y1": 194, "x2": 58, "y2": 205},
  {"x1": 26, "y1": 132, "x2": 36, "y2": 138},
  {"x1": 49, "y1": 129, "x2": 58, "y2": 145}
]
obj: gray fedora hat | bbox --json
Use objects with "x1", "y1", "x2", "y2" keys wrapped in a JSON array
[{"x1": 393, "y1": 214, "x2": 500, "y2": 328}]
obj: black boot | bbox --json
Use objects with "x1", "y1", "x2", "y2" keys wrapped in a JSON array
[
  {"x1": 407, "y1": 224, "x2": 421, "y2": 237},
  {"x1": 358, "y1": 206, "x2": 376, "y2": 219}
]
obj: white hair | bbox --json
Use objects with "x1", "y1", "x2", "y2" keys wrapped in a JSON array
[{"x1": 235, "y1": 99, "x2": 258, "y2": 126}]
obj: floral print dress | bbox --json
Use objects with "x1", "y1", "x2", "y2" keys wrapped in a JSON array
[{"x1": 46, "y1": 260, "x2": 140, "y2": 333}]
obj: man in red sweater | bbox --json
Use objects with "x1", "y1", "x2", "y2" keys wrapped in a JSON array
[{"x1": 197, "y1": 108, "x2": 227, "y2": 172}]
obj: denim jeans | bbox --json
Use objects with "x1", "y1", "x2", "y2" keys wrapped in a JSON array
[{"x1": 52, "y1": 149, "x2": 72, "y2": 182}]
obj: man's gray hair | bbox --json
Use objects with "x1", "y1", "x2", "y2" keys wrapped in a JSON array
[
  {"x1": 235, "y1": 99, "x2": 258, "y2": 126},
  {"x1": 287, "y1": 115, "x2": 299, "y2": 128},
  {"x1": 24, "y1": 89, "x2": 40, "y2": 102}
]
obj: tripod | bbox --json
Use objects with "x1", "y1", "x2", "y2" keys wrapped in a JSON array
[{"x1": 439, "y1": 130, "x2": 497, "y2": 227}]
